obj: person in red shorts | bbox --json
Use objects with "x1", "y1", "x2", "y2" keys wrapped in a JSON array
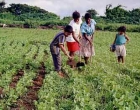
[{"x1": 66, "y1": 11, "x2": 82, "y2": 67}]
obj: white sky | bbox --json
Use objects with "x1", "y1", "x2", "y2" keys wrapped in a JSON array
[{"x1": 5, "y1": 0, "x2": 140, "y2": 18}]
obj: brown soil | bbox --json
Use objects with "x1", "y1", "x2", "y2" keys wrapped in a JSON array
[
  {"x1": 9, "y1": 70, "x2": 24, "y2": 88},
  {"x1": 26, "y1": 64, "x2": 30, "y2": 70},
  {"x1": 11, "y1": 62, "x2": 47, "y2": 110},
  {"x1": 33, "y1": 54, "x2": 38, "y2": 59},
  {"x1": 0, "y1": 87, "x2": 3, "y2": 98}
]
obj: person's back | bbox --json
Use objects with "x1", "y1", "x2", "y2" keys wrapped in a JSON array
[
  {"x1": 112, "y1": 26, "x2": 130, "y2": 64},
  {"x1": 115, "y1": 34, "x2": 126, "y2": 45}
]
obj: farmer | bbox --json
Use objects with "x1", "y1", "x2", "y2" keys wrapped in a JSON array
[
  {"x1": 80, "y1": 13, "x2": 96, "y2": 64},
  {"x1": 112, "y1": 26, "x2": 130, "y2": 63},
  {"x1": 50, "y1": 25, "x2": 73, "y2": 77},
  {"x1": 66, "y1": 11, "x2": 82, "y2": 67}
]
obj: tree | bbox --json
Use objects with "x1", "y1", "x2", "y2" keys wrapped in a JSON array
[
  {"x1": 6, "y1": 3, "x2": 60, "y2": 21},
  {"x1": 87, "y1": 9, "x2": 98, "y2": 18},
  {"x1": 0, "y1": 0, "x2": 6, "y2": 12},
  {"x1": 129, "y1": 8, "x2": 140, "y2": 24},
  {"x1": 62, "y1": 16, "x2": 72, "y2": 22},
  {"x1": 105, "y1": 4, "x2": 130, "y2": 23}
]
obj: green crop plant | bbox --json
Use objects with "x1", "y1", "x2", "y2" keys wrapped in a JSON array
[{"x1": 0, "y1": 28, "x2": 139, "y2": 109}]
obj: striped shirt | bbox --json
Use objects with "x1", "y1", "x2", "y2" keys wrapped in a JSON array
[{"x1": 50, "y1": 32, "x2": 65, "y2": 54}]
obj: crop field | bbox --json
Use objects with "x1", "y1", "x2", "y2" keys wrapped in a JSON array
[{"x1": 0, "y1": 28, "x2": 140, "y2": 110}]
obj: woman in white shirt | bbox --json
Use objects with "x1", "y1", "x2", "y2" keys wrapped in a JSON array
[{"x1": 66, "y1": 11, "x2": 82, "y2": 65}]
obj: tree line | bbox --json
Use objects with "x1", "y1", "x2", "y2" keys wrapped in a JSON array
[
  {"x1": 63, "y1": 5, "x2": 140, "y2": 25},
  {"x1": 0, "y1": 1, "x2": 140, "y2": 32},
  {"x1": 0, "y1": 1, "x2": 60, "y2": 21}
]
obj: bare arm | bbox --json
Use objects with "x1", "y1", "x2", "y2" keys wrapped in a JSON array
[
  {"x1": 92, "y1": 33, "x2": 95, "y2": 40},
  {"x1": 79, "y1": 32, "x2": 82, "y2": 40},
  {"x1": 72, "y1": 31, "x2": 80, "y2": 44},
  {"x1": 59, "y1": 44, "x2": 71, "y2": 59},
  {"x1": 124, "y1": 34, "x2": 130, "y2": 43}
]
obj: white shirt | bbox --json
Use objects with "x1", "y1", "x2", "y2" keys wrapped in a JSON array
[{"x1": 66, "y1": 18, "x2": 82, "y2": 42}]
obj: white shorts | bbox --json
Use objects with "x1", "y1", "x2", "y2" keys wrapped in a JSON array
[{"x1": 115, "y1": 45, "x2": 126, "y2": 57}]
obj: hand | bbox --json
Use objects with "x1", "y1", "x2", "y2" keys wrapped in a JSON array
[
  {"x1": 90, "y1": 42, "x2": 93, "y2": 46},
  {"x1": 79, "y1": 36, "x2": 82, "y2": 40},
  {"x1": 64, "y1": 51, "x2": 68, "y2": 56},
  {"x1": 78, "y1": 42, "x2": 82, "y2": 47},
  {"x1": 68, "y1": 56, "x2": 73, "y2": 60},
  {"x1": 89, "y1": 39, "x2": 93, "y2": 46}
]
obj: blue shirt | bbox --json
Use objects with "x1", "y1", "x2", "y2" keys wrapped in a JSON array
[
  {"x1": 81, "y1": 19, "x2": 96, "y2": 36},
  {"x1": 115, "y1": 34, "x2": 126, "y2": 45}
]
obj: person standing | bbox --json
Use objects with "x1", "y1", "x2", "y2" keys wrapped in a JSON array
[
  {"x1": 50, "y1": 25, "x2": 73, "y2": 77},
  {"x1": 66, "y1": 11, "x2": 82, "y2": 67},
  {"x1": 112, "y1": 26, "x2": 130, "y2": 63},
  {"x1": 80, "y1": 13, "x2": 96, "y2": 64}
]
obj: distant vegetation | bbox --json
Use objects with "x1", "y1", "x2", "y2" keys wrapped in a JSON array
[{"x1": 0, "y1": 1, "x2": 140, "y2": 32}]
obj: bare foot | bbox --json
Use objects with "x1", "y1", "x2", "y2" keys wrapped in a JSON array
[
  {"x1": 58, "y1": 72, "x2": 65, "y2": 78},
  {"x1": 122, "y1": 62, "x2": 125, "y2": 65},
  {"x1": 85, "y1": 61, "x2": 88, "y2": 65}
]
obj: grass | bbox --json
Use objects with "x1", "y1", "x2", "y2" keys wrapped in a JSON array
[{"x1": 0, "y1": 28, "x2": 140, "y2": 109}]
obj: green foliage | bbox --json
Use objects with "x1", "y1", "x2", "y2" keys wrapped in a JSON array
[
  {"x1": 62, "y1": 16, "x2": 72, "y2": 22},
  {"x1": 0, "y1": 3, "x2": 140, "y2": 31},
  {"x1": 0, "y1": 28, "x2": 140, "y2": 109},
  {"x1": 87, "y1": 9, "x2": 98, "y2": 18},
  {"x1": 105, "y1": 4, "x2": 140, "y2": 24},
  {"x1": 0, "y1": 12, "x2": 16, "y2": 20},
  {"x1": 0, "y1": 0, "x2": 6, "y2": 12},
  {"x1": 0, "y1": 3, "x2": 60, "y2": 22},
  {"x1": 105, "y1": 5, "x2": 129, "y2": 21},
  {"x1": 129, "y1": 8, "x2": 140, "y2": 24}
]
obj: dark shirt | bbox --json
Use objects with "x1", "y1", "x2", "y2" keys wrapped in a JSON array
[{"x1": 50, "y1": 32, "x2": 65, "y2": 54}]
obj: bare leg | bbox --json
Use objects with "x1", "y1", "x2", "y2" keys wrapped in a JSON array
[
  {"x1": 84, "y1": 57, "x2": 89, "y2": 64},
  {"x1": 121, "y1": 56, "x2": 125, "y2": 63},
  {"x1": 118, "y1": 56, "x2": 121, "y2": 63},
  {"x1": 69, "y1": 51, "x2": 75, "y2": 68},
  {"x1": 69, "y1": 51, "x2": 75, "y2": 61},
  {"x1": 58, "y1": 71, "x2": 65, "y2": 78}
]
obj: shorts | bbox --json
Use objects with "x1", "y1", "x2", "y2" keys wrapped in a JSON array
[
  {"x1": 67, "y1": 42, "x2": 79, "y2": 52},
  {"x1": 115, "y1": 45, "x2": 126, "y2": 57}
]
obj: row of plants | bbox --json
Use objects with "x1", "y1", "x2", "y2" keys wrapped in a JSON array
[
  {"x1": 35, "y1": 30, "x2": 140, "y2": 109},
  {"x1": 0, "y1": 28, "x2": 140, "y2": 109},
  {"x1": 0, "y1": 70, "x2": 37, "y2": 109},
  {"x1": 35, "y1": 63, "x2": 140, "y2": 109},
  {"x1": 0, "y1": 36, "x2": 49, "y2": 109},
  {"x1": 0, "y1": 41, "x2": 24, "y2": 73},
  {"x1": 0, "y1": 40, "x2": 29, "y2": 109}
]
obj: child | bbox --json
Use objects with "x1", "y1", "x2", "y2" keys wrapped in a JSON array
[
  {"x1": 50, "y1": 25, "x2": 73, "y2": 77},
  {"x1": 113, "y1": 26, "x2": 130, "y2": 63},
  {"x1": 66, "y1": 11, "x2": 82, "y2": 67}
]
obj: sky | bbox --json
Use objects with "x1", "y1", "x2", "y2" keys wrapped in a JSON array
[{"x1": 5, "y1": 0, "x2": 140, "y2": 18}]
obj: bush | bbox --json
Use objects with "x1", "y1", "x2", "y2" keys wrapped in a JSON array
[
  {"x1": 0, "y1": 19, "x2": 140, "y2": 32},
  {"x1": 96, "y1": 23, "x2": 140, "y2": 32},
  {"x1": 0, "y1": 12, "x2": 15, "y2": 20}
]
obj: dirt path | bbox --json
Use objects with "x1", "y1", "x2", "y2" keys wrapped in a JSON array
[
  {"x1": 0, "y1": 87, "x2": 3, "y2": 98},
  {"x1": 9, "y1": 70, "x2": 25, "y2": 88},
  {"x1": 11, "y1": 62, "x2": 47, "y2": 110}
]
